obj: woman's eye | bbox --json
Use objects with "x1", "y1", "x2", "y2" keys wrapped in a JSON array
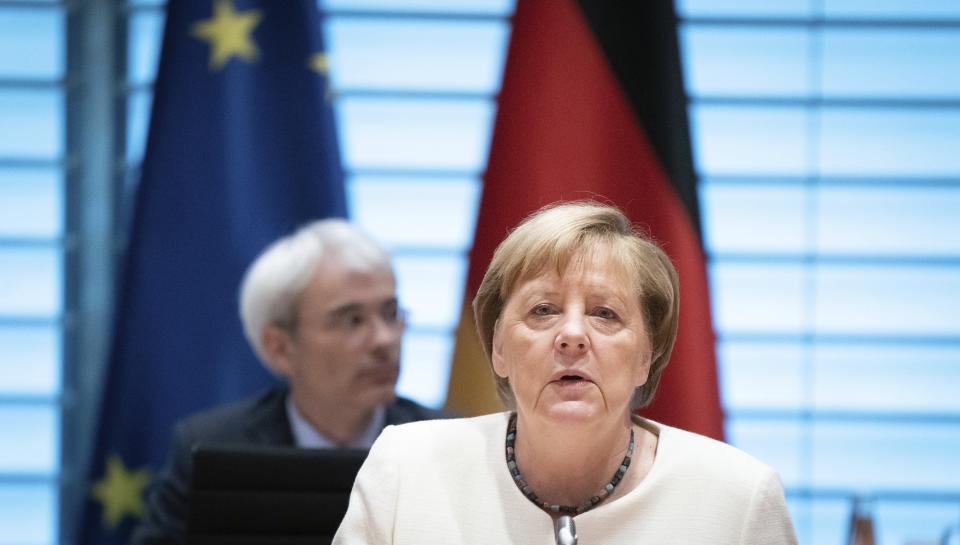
[
  {"x1": 593, "y1": 307, "x2": 616, "y2": 319},
  {"x1": 532, "y1": 304, "x2": 553, "y2": 316}
]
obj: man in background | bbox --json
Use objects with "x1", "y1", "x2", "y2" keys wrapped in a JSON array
[{"x1": 130, "y1": 219, "x2": 453, "y2": 544}]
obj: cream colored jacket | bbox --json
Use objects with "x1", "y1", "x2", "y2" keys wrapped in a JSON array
[{"x1": 333, "y1": 412, "x2": 797, "y2": 545}]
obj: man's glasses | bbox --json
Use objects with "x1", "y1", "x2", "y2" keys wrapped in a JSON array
[{"x1": 295, "y1": 301, "x2": 408, "y2": 342}]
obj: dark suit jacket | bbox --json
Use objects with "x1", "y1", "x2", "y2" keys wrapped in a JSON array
[{"x1": 129, "y1": 386, "x2": 454, "y2": 545}]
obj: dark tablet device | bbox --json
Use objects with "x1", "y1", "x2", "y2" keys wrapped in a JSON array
[{"x1": 188, "y1": 445, "x2": 367, "y2": 545}]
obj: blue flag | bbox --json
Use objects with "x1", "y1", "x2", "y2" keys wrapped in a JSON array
[{"x1": 80, "y1": 0, "x2": 345, "y2": 542}]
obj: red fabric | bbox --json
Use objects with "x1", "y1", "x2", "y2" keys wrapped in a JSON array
[{"x1": 467, "y1": 0, "x2": 724, "y2": 439}]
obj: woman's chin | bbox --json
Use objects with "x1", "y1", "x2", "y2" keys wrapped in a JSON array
[{"x1": 539, "y1": 400, "x2": 603, "y2": 425}]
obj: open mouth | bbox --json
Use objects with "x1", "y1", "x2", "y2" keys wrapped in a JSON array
[{"x1": 554, "y1": 374, "x2": 591, "y2": 386}]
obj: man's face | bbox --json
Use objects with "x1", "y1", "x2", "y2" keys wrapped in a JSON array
[{"x1": 276, "y1": 255, "x2": 403, "y2": 417}]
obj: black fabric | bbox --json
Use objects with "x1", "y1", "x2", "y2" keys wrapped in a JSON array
[
  {"x1": 573, "y1": 0, "x2": 702, "y2": 236},
  {"x1": 130, "y1": 386, "x2": 455, "y2": 545}
]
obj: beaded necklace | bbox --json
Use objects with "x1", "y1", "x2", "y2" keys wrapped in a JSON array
[{"x1": 504, "y1": 413, "x2": 635, "y2": 515}]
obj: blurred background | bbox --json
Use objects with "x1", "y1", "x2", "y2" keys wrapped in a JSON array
[{"x1": 1, "y1": 0, "x2": 959, "y2": 543}]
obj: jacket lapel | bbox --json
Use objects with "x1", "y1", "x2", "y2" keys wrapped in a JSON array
[{"x1": 242, "y1": 385, "x2": 296, "y2": 446}]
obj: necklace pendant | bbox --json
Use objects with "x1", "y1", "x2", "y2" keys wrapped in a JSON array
[{"x1": 555, "y1": 515, "x2": 578, "y2": 545}]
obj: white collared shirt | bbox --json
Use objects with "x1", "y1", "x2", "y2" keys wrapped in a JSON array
[{"x1": 285, "y1": 395, "x2": 386, "y2": 449}]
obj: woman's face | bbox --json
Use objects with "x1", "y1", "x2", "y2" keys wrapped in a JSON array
[{"x1": 492, "y1": 250, "x2": 653, "y2": 427}]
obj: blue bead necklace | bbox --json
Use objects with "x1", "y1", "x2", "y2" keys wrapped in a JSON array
[{"x1": 504, "y1": 413, "x2": 635, "y2": 515}]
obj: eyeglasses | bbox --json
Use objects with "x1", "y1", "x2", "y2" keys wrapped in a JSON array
[
  {"x1": 325, "y1": 304, "x2": 407, "y2": 334},
  {"x1": 283, "y1": 300, "x2": 408, "y2": 342}
]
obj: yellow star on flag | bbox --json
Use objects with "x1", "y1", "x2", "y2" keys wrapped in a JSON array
[
  {"x1": 192, "y1": 0, "x2": 264, "y2": 70},
  {"x1": 91, "y1": 454, "x2": 152, "y2": 528},
  {"x1": 309, "y1": 52, "x2": 336, "y2": 102},
  {"x1": 309, "y1": 52, "x2": 329, "y2": 74}
]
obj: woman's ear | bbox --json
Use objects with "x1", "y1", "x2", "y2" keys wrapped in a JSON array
[{"x1": 491, "y1": 319, "x2": 509, "y2": 379}]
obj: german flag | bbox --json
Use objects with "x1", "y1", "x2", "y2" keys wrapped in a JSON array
[{"x1": 444, "y1": 0, "x2": 724, "y2": 439}]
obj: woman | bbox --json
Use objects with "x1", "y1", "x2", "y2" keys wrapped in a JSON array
[{"x1": 334, "y1": 202, "x2": 797, "y2": 544}]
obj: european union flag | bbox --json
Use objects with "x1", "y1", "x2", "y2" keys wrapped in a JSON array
[{"x1": 80, "y1": 0, "x2": 345, "y2": 542}]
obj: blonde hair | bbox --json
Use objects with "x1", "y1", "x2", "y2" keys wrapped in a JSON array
[{"x1": 473, "y1": 201, "x2": 680, "y2": 410}]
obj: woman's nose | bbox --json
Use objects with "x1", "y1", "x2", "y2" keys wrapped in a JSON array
[{"x1": 555, "y1": 315, "x2": 589, "y2": 353}]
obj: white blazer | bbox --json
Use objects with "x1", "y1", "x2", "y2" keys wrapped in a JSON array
[{"x1": 334, "y1": 412, "x2": 797, "y2": 545}]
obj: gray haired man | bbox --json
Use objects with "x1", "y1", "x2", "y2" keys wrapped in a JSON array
[{"x1": 131, "y1": 219, "x2": 453, "y2": 544}]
